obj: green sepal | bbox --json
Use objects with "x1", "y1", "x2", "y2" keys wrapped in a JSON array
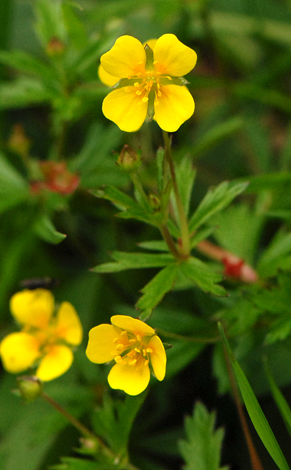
[
  {"x1": 34, "y1": 213, "x2": 67, "y2": 244},
  {"x1": 145, "y1": 43, "x2": 154, "y2": 70},
  {"x1": 112, "y1": 77, "x2": 139, "y2": 90},
  {"x1": 160, "y1": 76, "x2": 190, "y2": 86},
  {"x1": 147, "y1": 89, "x2": 155, "y2": 120}
]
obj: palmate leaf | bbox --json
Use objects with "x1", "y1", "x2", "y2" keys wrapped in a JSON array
[
  {"x1": 188, "y1": 181, "x2": 248, "y2": 233},
  {"x1": 136, "y1": 264, "x2": 179, "y2": 312},
  {"x1": 179, "y1": 257, "x2": 226, "y2": 297},
  {"x1": 91, "y1": 186, "x2": 159, "y2": 227},
  {"x1": 92, "y1": 392, "x2": 146, "y2": 456},
  {"x1": 179, "y1": 402, "x2": 228, "y2": 470}
]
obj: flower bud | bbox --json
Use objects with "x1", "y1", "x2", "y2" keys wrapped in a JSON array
[
  {"x1": 17, "y1": 375, "x2": 43, "y2": 402},
  {"x1": 116, "y1": 145, "x2": 141, "y2": 172},
  {"x1": 7, "y1": 124, "x2": 31, "y2": 157},
  {"x1": 148, "y1": 192, "x2": 161, "y2": 210},
  {"x1": 46, "y1": 37, "x2": 65, "y2": 56}
]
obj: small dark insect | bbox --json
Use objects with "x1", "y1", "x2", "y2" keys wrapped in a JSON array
[{"x1": 19, "y1": 277, "x2": 59, "y2": 290}]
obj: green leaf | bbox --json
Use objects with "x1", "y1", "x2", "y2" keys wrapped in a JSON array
[
  {"x1": 191, "y1": 116, "x2": 244, "y2": 159},
  {"x1": 92, "y1": 392, "x2": 146, "y2": 455},
  {"x1": 264, "y1": 360, "x2": 291, "y2": 438},
  {"x1": 138, "y1": 240, "x2": 169, "y2": 252},
  {"x1": 91, "y1": 185, "x2": 158, "y2": 227},
  {"x1": 179, "y1": 402, "x2": 227, "y2": 470},
  {"x1": 257, "y1": 229, "x2": 291, "y2": 277},
  {"x1": 179, "y1": 257, "x2": 226, "y2": 296},
  {"x1": 136, "y1": 264, "x2": 179, "y2": 311},
  {"x1": 34, "y1": 214, "x2": 67, "y2": 244},
  {"x1": 51, "y1": 456, "x2": 108, "y2": 470},
  {"x1": 0, "y1": 50, "x2": 55, "y2": 80},
  {"x1": 0, "y1": 152, "x2": 29, "y2": 213},
  {"x1": 219, "y1": 323, "x2": 290, "y2": 470},
  {"x1": 188, "y1": 181, "x2": 248, "y2": 233},
  {"x1": 34, "y1": 0, "x2": 67, "y2": 46},
  {"x1": 0, "y1": 77, "x2": 52, "y2": 109},
  {"x1": 92, "y1": 251, "x2": 174, "y2": 273},
  {"x1": 173, "y1": 157, "x2": 196, "y2": 219}
]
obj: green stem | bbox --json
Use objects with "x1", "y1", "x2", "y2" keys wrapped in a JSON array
[
  {"x1": 160, "y1": 224, "x2": 182, "y2": 260},
  {"x1": 162, "y1": 131, "x2": 190, "y2": 257},
  {"x1": 156, "y1": 328, "x2": 220, "y2": 344},
  {"x1": 130, "y1": 171, "x2": 150, "y2": 208},
  {"x1": 41, "y1": 392, "x2": 96, "y2": 439}
]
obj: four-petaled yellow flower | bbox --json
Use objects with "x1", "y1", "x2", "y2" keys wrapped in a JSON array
[
  {"x1": 99, "y1": 34, "x2": 197, "y2": 133},
  {"x1": 86, "y1": 315, "x2": 167, "y2": 396},
  {"x1": 0, "y1": 289, "x2": 83, "y2": 381}
]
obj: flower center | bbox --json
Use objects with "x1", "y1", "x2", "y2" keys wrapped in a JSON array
[
  {"x1": 130, "y1": 67, "x2": 162, "y2": 106},
  {"x1": 112, "y1": 330, "x2": 153, "y2": 368}
]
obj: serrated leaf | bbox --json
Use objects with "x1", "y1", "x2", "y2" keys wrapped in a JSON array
[
  {"x1": 92, "y1": 392, "x2": 146, "y2": 455},
  {"x1": 188, "y1": 181, "x2": 248, "y2": 233},
  {"x1": 257, "y1": 229, "x2": 291, "y2": 277},
  {"x1": 219, "y1": 323, "x2": 290, "y2": 470},
  {"x1": 179, "y1": 257, "x2": 226, "y2": 296},
  {"x1": 34, "y1": 214, "x2": 66, "y2": 244},
  {"x1": 179, "y1": 402, "x2": 227, "y2": 470},
  {"x1": 172, "y1": 157, "x2": 196, "y2": 220},
  {"x1": 136, "y1": 264, "x2": 179, "y2": 311},
  {"x1": 91, "y1": 185, "x2": 158, "y2": 227},
  {"x1": 92, "y1": 251, "x2": 174, "y2": 273}
]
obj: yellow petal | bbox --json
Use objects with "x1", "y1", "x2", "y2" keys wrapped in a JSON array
[
  {"x1": 102, "y1": 88, "x2": 148, "y2": 132},
  {"x1": 55, "y1": 301, "x2": 83, "y2": 345},
  {"x1": 10, "y1": 289, "x2": 54, "y2": 329},
  {"x1": 86, "y1": 324, "x2": 121, "y2": 364},
  {"x1": 108, "y1": 360, "x2": 150, "y2": 395},
  {"x1": 98, "y1": 64, "x2": 120, "y2": 87},
  {"x1": 148, "y1": 335, "x2": 167, "y2": 381},
  {"x1": 36, "y1": 345, "x2": 73, "y2": 381},
  {"x1": 154, "y1": 34, "x2": 197, "y2": 76},
  {"x1": 154, "y1": 85, "x2": 195, "y2": 132},
  {"x1": 0, "y1": 332, "x2": 40, "y2": 373},
  {"x1": 101, "y1": 35, "x2": 146, "y2": 78},
  {"x1": 111, "y1": 315, "x2": 155, "y2": 337}
]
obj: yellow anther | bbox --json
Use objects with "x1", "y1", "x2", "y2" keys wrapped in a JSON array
[
  {"x1": 116, "y1": 343, "x2": 124, "y2": 350},
  {"x1": 129, "y1": 358, "x2": 137, "y2": 365},
  {"x1": 134, "y1": 348, "x2": 141, "y2": 353},
  {"x1": 136, "y1": 335, "x2": 141, "y2": 342},
  {"x1": 142, "y1": 97, "x2": 149, "y2": 102},
  {"x1": 121, "y1": 331, "x2": 128, "y2": 336},
  {"x1": 129, "y1": 338, "x2": 136, "y2": 343},
  {"x1": 136, "y1": 90, "x2": 142, "y2": 95},
  {"x1": 166, "y1": 76, "x2": 172, "y2": 80},
  {"x1": 144, "y1": 359, "x2": 149, "y2": 366},
  {"x1": 134, "y1": 82, "x2": 140, "y2": 87},
  {"x1": 146, "y1": 348, "x2": 153, "y2": 353}
]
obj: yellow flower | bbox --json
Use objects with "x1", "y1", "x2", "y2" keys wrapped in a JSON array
[
  {"x1": 0, "y1": 289, "x2": 83, "y2": 381},
  {"x1": 86, "y1": 315, "x2": 167, "y2": 396},
  {"x1": 99, "y1": 34, "x2": 197, "y2": 133}
]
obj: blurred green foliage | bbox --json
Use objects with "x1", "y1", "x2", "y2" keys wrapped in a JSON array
[{"x1": 2, "y1": 0, "x2": 291, "y2": 469}]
